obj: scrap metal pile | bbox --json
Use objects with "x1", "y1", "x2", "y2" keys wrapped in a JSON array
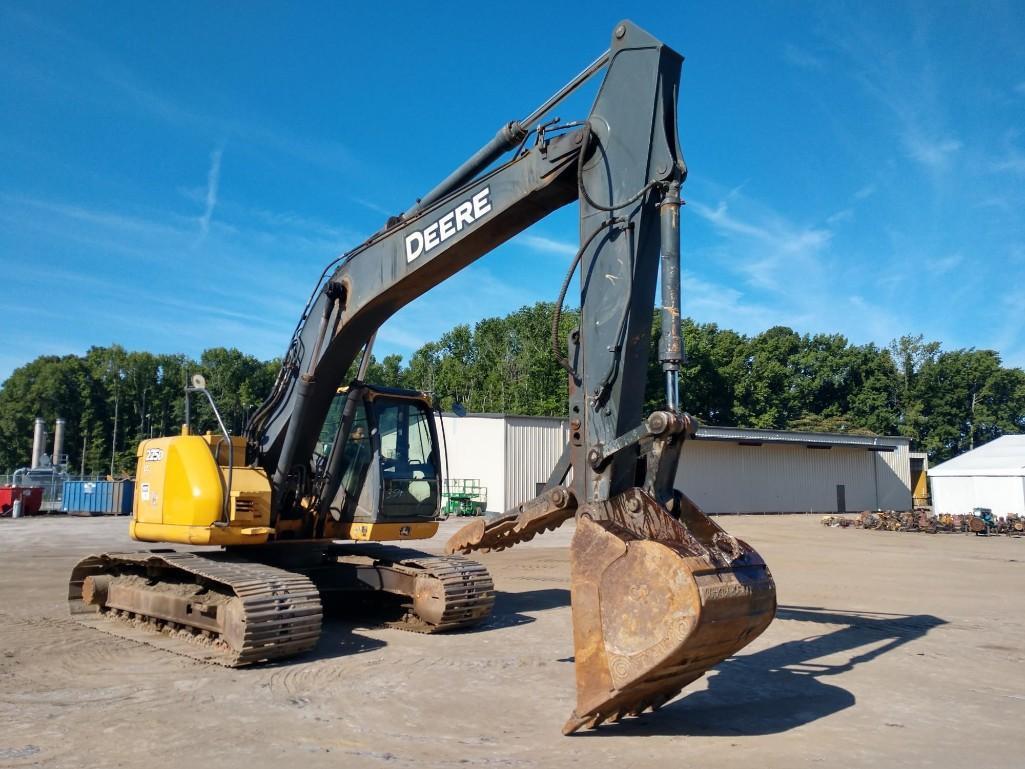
[{"x1": 821, "y1": 510, "x2": 1025, "y2": 536}]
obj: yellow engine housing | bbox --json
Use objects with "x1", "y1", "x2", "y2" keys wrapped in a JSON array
[
  {"x1": 129, "y1": 430, "x2": 439, "y2": 546},
  {"x1": 130, "y1": 432, "x2": 274, "y2": 546}
]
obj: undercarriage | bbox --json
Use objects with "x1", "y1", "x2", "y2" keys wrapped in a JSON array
[{"x1": 68, "y1": 546, "x2": 494, "y2": 666}]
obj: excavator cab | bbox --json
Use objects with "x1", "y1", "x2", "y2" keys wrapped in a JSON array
[{"x1": 316, "y1": 385, "x2": 442, "y2": 527}]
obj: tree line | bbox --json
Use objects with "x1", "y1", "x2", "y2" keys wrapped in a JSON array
[
  {"x1": 2, "y1": 302, "x2": 1022, "y2": 474},
  {"x1": 0, "y1": 346, "x2": 277, "y2": 476},
  {"x1": 386, "y1": 304, "x2": 1025, "y2": 462}
]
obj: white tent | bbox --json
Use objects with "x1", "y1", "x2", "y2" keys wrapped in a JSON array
[{"x1": 928, "y1": 435, "x2": 1025, "y2": 515}]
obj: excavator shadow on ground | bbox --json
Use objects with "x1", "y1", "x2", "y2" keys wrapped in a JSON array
[
  {"x1": 300, "y1": 587, "x2": 567, "y2": 661},
  {"x1": 581, "y1": 605, "x2": 947, "y2": 737},
  {"x1": 490, "y1": 587, "x2": 570, "y2": 619}
]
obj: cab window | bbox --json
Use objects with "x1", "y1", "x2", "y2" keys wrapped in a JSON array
[{"x1": 374, "y1": 398, "x2": 438, "y2": 517}]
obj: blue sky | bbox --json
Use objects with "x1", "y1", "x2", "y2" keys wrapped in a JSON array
[{"x1": 2, "y1": 2, "x2": 1023, "y2": 382}]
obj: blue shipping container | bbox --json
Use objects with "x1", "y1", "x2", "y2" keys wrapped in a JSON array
[{"x1": 61, "y1": 480, "x2": 135, "y2": 516}]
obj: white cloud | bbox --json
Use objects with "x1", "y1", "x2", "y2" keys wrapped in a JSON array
[
  {"x1": 853, "y1": 184, "x2": 876, "y2": 200},
  {"x1": 680, "y1": 270, "x2": 776, "y2": 329},
  {"x1": 197, "y1": 147, "x2": 223, "y2": 241},
  {"x1": 902, "y1": 133, "x2": 962, "y2": 170},
  {"x1": 825, "y1": 11, "x2": 965, "y2": 177},
  {"x1": 691, "y1": 200, "x2": 773, "y2": 241},
  {"x1": 4, "y1": 10, "x2": 355, "y2": 174},
  {"x1": 973, "y1": 196, "x2": 1012, "y2": 212},
  {"x1": 992, "y1": 144, "x2": 1025, "y2": 175},
  {"x1": 0, "y1": 191, "x2": 357, "y2": 375},
  {"x1": 826, "y1": 208, "x2": 855, "y2": 225},
  {"x1": 350, "y1": 197, "x2": 392, "y2": 217},
  {"x1": 376, "y1": 325, "x2": 430, "y2": 351},
  {"x1": 682, "y1": 183, "x2": 931, "y2": 348},
  {"x1": 990, "y1": 289, "x2": 1025, "y2": 368},
  {"x1": 373, "y1": 263, "x2": 545, "y2": 361},
  {"x1": 782, "y1": 43, "x2": 824, "y2": 71},
  {"x1": 846, "y1": 294, "x2": 907, "y2": 343},
  {"x1": 517, "y1": 234, "x2": 578, "y2": 257},
  {"x1": 2, "y1": 191, "x2": 358, "y2": 276},
  {"x1": 3, "y1": 194, "x2": 189, "y2": 241},
  {"x1": 690, "y1": 196, "x2": 832, "y2": 293},
  {"x1": 930, "y1": 253, "x2": 962, "y2": 274}
]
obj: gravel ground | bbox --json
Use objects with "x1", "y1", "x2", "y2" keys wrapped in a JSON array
[{"x1": 1, "y1": 514, "x2": 1023, "y2": 769}]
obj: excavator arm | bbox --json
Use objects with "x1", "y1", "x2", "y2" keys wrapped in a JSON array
[
  {"x1": 248, "y1": 22, "x2": 682, "y2": 502},
  {"x1": 248, "y1": 112, "x2": 581, "y2": 505},
  {"x1": 246, "y1": 20, "x2": 776, "y2": 732}
]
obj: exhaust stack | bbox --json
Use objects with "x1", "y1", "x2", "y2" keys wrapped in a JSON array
[
  {"x1": 53, "y1": 418, "x2": 66, "y2": 468},
  {"x1": 31, "y1": 417, "x2": 46, "y2": 469}
]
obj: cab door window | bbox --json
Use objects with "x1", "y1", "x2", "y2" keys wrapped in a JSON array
[{"x1": 374, "y1": 399, "x2": 438, "y2": 518}]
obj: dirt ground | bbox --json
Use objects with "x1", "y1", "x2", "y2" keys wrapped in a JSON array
[{"x1": 1, "y1": 514, "x2": 1023, "y2": 769}]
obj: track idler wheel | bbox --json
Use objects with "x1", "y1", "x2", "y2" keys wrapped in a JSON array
[{"x1": 564, "y1": 488, "x2": 776, "y2": 733}]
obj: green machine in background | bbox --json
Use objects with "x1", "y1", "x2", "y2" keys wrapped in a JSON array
[{"x1": 443, "y1": 479, "x2": 487, "y2": 517}]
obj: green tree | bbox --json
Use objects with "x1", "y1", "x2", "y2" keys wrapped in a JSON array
[
  {"x1": 195, "y1": 347, "x2": 277, "y2": 435},
  {"x1": 730, "y1": 326, "x2": 805, "y2": 428},
  {"x1": 888, "y1": 334, "x2": 941, "y2": 440},
  {"x1": 912, "y1": 348, "x2": 1025, "y2": 461},
  {"x1": 0, "y1": 354, "x2": 100, "y2": 472},
  {"x1": 3, "y1": 308, "x2": 1023, "y2": 473}
]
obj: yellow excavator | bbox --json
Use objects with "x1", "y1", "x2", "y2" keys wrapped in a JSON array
[{"x1": 69, "y1": 20, "x2": 776, "y2": 733}]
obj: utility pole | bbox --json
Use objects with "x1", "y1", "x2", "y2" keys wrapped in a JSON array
[
  {"x1": 81, "y1": 425, "x2": 88, "y2": 477},
  {"x1": 110, "y1": 366, "x2": 121, "y2": 477},
  {"x1": 969, "y1": 389, "x2": 978, "y2": 451},
  {"x1": 140, "y1": 386, "x2": 147, "y2": 436}
]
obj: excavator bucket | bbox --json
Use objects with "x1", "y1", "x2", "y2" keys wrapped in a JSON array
[
  {"x1": 563, "y1": 488, "x2": 775, "y2": 733},
  {"x1": 448, "y1": 484, "x2": 776, "y2": 733}
]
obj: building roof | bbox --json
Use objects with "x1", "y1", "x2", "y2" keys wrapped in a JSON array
[
  {"x1": 441, "y1": 412, "x2": 567, "y2": 423},
  {"x1": 928, "y1": 435, "x2": 1025, "y2": 477},
  {"x1": 442, "y1": 413, "x2": 906, "y2": 452},
  {"x1": 692, "y1": 425, "x2": 903, "y2": 451}
]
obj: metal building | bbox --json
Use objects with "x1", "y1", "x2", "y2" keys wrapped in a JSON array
[
  {"x1": 435, "y1": 413, "x2": 567, "y2": 513},
  {"x1": 437, "y1": 414, "x2": 913, "y2": 515},
  {"x1": 681, "y1": 426, "x2": 911, "y2": 514},
  {"x1": 928, "y1": 435, "x2": 1025, "y2": 516}
]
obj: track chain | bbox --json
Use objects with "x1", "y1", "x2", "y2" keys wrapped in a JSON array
[
  {"x1": 380, "y1": 554, "x2": 495, "y2": 633},
  {"x1": 69, "y1": 551, "x2": 322, "y2": 667}
]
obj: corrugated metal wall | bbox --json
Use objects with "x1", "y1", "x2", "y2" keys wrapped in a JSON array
[
  {"x1": 503, "y1": 417, "x2": 568, "y2": 510},
  {"x1": 677, "y1": 439, "x2": 912, "y2": 513},
  {"x1": 438, "y1": 413, "x2": 914, "y2": 515},
  {"x1": 876, "y1": 442, "x2": 912, "y2": 510}
]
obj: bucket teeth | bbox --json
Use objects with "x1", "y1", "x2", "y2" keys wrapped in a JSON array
[
  {"x1": 562, "y1": 713, "x2": 588, "y2": 736},
  {"x1": 562, "y1": 685, "x2": 682, "y2": 734},
  {"x1": 627, "y1": 700, "x2": 650, "y2": 717},
  {"x1": 650, "y1": 692, "x2": 671, "y2": 711},
  {"x1": 446, "y1": 486, "x2": 577, "y2": 555}
]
